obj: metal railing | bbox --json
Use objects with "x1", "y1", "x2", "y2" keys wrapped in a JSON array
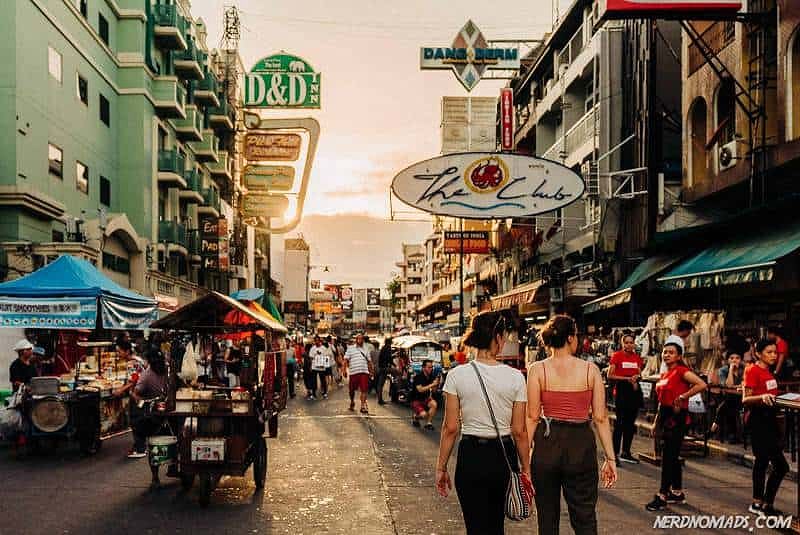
[
  {"x1": 183, "y1": 170, "x2": 202, "y2": 193},
  {"x1": 197, "y1": 71, "x2": 218, "y2": 94},
  {"x1": 152, "y1": 4, "x2": 187, "y2": 34},
  {"x1": 202, "y1": 188, "x2": 221, "y2": 212},
  {"x1": 157, "y1": 149, "x2": 185, "y2": 173},
  {"x1": 557, "y1": 23, "x2": 586, "y2": 75},
  {"x1": 158, "y1": 220, "x2": 187, "y2": 248},
  {"x1": 541, "y1": 105, "x2": 599, "y2": 162}
]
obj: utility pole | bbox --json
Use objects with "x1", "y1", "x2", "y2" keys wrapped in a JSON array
[{"x1": 459, "y1": 218, "x2": 465, "y2": 336}]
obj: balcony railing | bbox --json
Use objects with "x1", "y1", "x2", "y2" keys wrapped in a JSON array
[
  {"x1": 557, "y1": 24, "x2": 586, "y2": 75},
  {"x1": 158, "y1": 220, "x2": 187, "y2": 248},
  {"x1": 202, "y1": 188, "x2": 221, "y2": 212},
  {"x1": 158, "y1": 149, "x2": 185, "y2": 174},
  {"x1": 152, "y1": 4, "x2": 187, "y2": 33},
  {"x1": 541, "y1": 105, "x2": 599, "y2": 162},
  {"x1": 688, "y1": 21, "x2": 735, "y2": 76},
  {"x1": 186, "y1": 229, "x2": 201, "y2": 257}
]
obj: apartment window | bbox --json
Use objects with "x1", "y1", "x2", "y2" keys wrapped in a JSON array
[
  {"x1": 76, "y1": 161, "x2": 89, "y2": 193},
  {"x1": 52, "y1": 230, "x2": 64, "y2": 243},
  {"x1": 98, "y1": 13, "x2": 109, "y2": 45},
  {"x1": 99, "y1": 93, "x2": 110, "y2": 126},
  {"x1": 48, "y1": 143, "x2": 63, "y2": 178},
  {"x1": 103, "y1": 252, "x2": 130, "y2": 274},
  {"x1": 100, "y1": 176, "x2": 110, "y2": 206},
  {"x1": 77, "y1": 0, "x2": 87, "y2": 17},
  {"x1": 48, "y1": 46, "x2": 62, "y2": 82},
  {"x1": 77, "y1": 74, "x2": 88, "y2": 105}
]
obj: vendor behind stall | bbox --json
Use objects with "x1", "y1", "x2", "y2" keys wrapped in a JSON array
[
  {"x1": 33, "y1": 346, "x2": 56, "y2": 377},
  {"x1": 112, "y1": 339, "x2": 146, "y2": 397},
  {"x1": 9, "y1": 339, "x2": 36, "y2": 392},
  {"x1": 128, "y1": 347, "x2": 169, "y2": 458}
]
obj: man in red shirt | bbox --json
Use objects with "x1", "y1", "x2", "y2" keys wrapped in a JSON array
[
  {"x1": 767, "y1": 327, "x2": 791, "y2": 379},
  {"x1": 608, "y1": 333, "x2": 644, "y2": 465}
]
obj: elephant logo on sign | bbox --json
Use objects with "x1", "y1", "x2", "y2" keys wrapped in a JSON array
[{"x1": 288, "y1": 60, "x2": 306, "y2": 72}]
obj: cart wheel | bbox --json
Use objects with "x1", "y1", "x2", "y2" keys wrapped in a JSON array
[
  {"x1": 198, "y1": 473, "x2": 213, "y2": 507},
  {"x1": 180, "y1": 473, "x2": 195, "y2": 491},
  {"x1": 253, "y1": 437, "x2": 267, "y2": 489}
]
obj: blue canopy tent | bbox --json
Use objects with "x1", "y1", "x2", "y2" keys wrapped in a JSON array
[{"x1": 0, "y1": 255, "x2": 157, "y2": 330}]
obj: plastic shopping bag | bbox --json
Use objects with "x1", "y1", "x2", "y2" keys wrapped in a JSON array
[{"x1": 179, "y1": 342, "x2": 199, "y2": 383}]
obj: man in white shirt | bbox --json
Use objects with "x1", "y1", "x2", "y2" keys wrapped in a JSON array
[
  {"x1": 660, "y1": 320, "x2": 693, "y2": 374},
  {"x1": 345, "y1": 333, "x2": 374, "y2": 413},
  {"x1": 308, "y1": 336, "x2": 333, "y2": 400}
]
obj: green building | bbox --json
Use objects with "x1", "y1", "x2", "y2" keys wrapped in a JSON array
[{"x1": 1, "y1": 0, "x2": 245, "y2": 309}]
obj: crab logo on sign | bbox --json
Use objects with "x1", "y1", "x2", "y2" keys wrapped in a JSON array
[{"x1": 421, "y1": 20, "x2": 520, "y2": 92}]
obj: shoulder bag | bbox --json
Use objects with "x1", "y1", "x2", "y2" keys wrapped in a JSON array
[{"x1": 470, "y1": 361, "x2": 532, "y2": 521}]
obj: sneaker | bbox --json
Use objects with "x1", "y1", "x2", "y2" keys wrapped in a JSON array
[
  {"x1": 127, "y1": 450, "x2": 146, "y2": 459},
  {"x1": 748, "y1": 502, "x2": 763, "y2": 515},
  {"x1": 619, "y1": 452, "x2": 640, "y2": 464},
  {"x1": 322, "y1": 394, "x2": 328, "y2": 400},
  {"x1": 761, "y1": 505, "x2": 785, "y2": 517},
  {"x1": 665, "y1": 491, "x2": 686, "y2": 504},
  {"x1": 412, "y1": 417, "x2": 421, "y2": 428},
  {"x1": 424, "y1": 423, "x2": 434, "y2": 431},
  {"x1": 646, "y1": 495, "x2": 668, "y2": 511}
]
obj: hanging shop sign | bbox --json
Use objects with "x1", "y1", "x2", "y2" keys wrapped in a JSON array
[
  {"x1": 324, "y1": 284, "x2": 340, "y2": 302},
  {"x1": 200, "y1": 215, "x2": 221, "y2": 270},
  {"x1": 444, "y1": 231, "x2": 490, "y2": 254},
  {"x1": 441, "y1": 96, "x2": 498, "y2": 153},
  {"x1": 597, "y1": 0, "x2": 741, "y2": 20},
  {"x1": 310, "y1": 280, "x2": 320, "y2": 290},
  {"x1": 0, "y1": 297, "x2": 97, "y2": 329},
  {"x1": 421, "y1": 20, "x2": 520, "y2": 92},
  {"x1": 340, "y1": 285, "x2": 353, "y2": 311},
  {"x1": 367, "y1": 288, "x2": 381, "y2": 311},
  {"x1": 217, "y1": 217, "x2": 229, "y2": 272},
  {"x1": 392, "y1": 152, "x2": 585, "y2": 219},
  {"x1": 245, "y1": 133, "x2": 302, "y2": 162},
  {"x1": 500, "y1": 88, "x2": 514, "y2": 151},
  {"x1": 284, "y1": 301, "x2": 308, "y2": 315},
  {"x1": 241, "y1": 194, "x2": 289, "y2": 219},
  {"x1": 244, "y1": 165, "x2": 296, "y2": 191},
  {"x1": 244, "y1": 53, "x2": 321, "y2": 108}
]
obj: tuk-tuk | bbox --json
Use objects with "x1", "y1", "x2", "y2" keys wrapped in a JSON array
[{"x1": 388, "y1": 336, "x2": 443, "y2": 404}]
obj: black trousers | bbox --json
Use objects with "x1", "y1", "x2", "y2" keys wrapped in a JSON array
[
  {"x1": 455, "y1": 435, "x2": 516, "y2": 535},
  {"x1": 749, "y1": 410, "x2": 789, "y2": 504},
  {"x1": 286, "y1": 362, "x2": 296, "y2": 397},
  {"x1": 658, "y1": 407, "x2": 687, "y2": 495},
  {"x1": 613, "y1": 385, "x2": 641, "y2": 456},
  {"x1": 533, "y1": 421, "x2": 598, "y2": 535},
  {"x1": 312, "y1": 370, "x2": 328, "y2": 396}
]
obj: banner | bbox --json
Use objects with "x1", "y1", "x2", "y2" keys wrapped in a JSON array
[
  {"x1": 284, "y1": 301, "x2": 308, "y2": 315},
  {"x1": 340, "y1": 285, "x2": 353, "y2": 311},
  {"x1": 324, "y1": 284, "x2": 340, "y2": 301},
  {"x1": 354, "y1": 288, "x2": 368, "y2": 311},
  {"x1": 0, "y1": 297, "x2": 97, "y2": 329},
  {"x1": 200, "y1": 215, "x2": 220, "y2": 270},
  {"x1": 367, "y1": 288, "x2": 381, "y2": 311},
  {"x1": 444, "y1": 231, "x2": 490, "y2": 254}
]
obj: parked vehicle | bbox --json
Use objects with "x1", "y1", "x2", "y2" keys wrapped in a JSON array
[{"x1": 388, "y1": 336, "x2": 444, "y2": 404}]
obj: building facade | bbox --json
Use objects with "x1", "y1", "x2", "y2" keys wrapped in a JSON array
[
  {"x1": 1, "y1": 0, "x2": 246, "y2": 312},
  {"x1": 392, "y1": 243, "x2": 423, "y2": 329}
]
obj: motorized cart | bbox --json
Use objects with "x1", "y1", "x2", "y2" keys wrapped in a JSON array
[{"x1": 150, "y1": 291, "x2": 288, "y2": 507}]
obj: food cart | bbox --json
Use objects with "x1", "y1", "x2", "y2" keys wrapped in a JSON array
[
  {"x1": 0, "y1": 255, "x2": 157, "y2": 454},
  {"x1": 150, "y1": 291, "x2": 288, "y2": 507}
]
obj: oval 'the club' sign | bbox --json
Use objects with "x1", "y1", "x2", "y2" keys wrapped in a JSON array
[{"x1": 391, "y1": 152, "x2": 585, "y2": 219}]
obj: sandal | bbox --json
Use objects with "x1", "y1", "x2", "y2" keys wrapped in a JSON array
[
  {"x1": 360, "y1": 406, "x2": 369, "y2": 414},
  {"x1": 349, "y1": 402, "x2": 355, "y2": 411}
]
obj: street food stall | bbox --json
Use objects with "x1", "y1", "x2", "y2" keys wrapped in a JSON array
[
  {"x1": 0, "y1": 255, "x2": 157, "y2": 454},
  {"x1": 150, "y1": 291, "x2": 288, "y2": 507}
]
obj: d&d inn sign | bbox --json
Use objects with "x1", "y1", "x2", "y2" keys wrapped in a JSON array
[
  {"x1": 421, "y1": 20, "x2": 520, "y2": 92},
  {"x1": 392, "y1": 153, "x2": 585, "y2": 219},
  {"x1": 245, "y1": 53, "x2": 321, "y2": 109}
]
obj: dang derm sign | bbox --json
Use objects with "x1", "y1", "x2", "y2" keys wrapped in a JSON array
[{"x1": 391, "y1": 152, "x2": 585, "y2": 219}]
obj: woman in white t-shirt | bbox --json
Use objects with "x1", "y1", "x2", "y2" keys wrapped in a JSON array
[{"x1": 435, "y1": 311, "x2": 530, "y2": 535}]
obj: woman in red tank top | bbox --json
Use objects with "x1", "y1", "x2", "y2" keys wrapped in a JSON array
[
  {"x1": 527, "y1": 315, "x2": 617, "y2": 535},
  {"x1": 646, "y1": 342, "x2": 706, "y2": 512}
]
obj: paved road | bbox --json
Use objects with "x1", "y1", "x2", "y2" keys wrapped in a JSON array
[{"x1": 0, "y1": 381, "x2": 796, "y2": 534}]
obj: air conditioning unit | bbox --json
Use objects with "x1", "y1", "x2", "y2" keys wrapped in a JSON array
[
  {"x1": 550, "y1": 287, "x2": 564, "y2": 303},
  {"x1": 718, "y1": 140, "x2": 738, "y2": 172}
]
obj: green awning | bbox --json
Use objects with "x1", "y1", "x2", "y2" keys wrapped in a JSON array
[
  {"x1": 583, "y1": 255, "x2": 679, "y2": 314},
  {"x1": 657, "y1": 221, "x2": 800, "y2": 290}
]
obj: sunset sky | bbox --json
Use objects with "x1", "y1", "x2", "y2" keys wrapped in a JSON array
[{"x1": 193, "y1": 0, "x2": 570, "y2": 289}]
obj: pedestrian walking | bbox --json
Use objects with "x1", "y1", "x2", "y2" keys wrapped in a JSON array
[
  {"x1": 309, "y1": 336, "x2": 333, "y2": 400},
  {"x1": 646, "y1": 341, "x2": 707, "y2": 511},
  {"x1": 527, "y1": 315, "x2": 617, "y2": 534},
  {"x1": 743, "y1": 339, "x2": 789, "y2": 517},
  {"x1": 608, "y1": 333, "x2": 644, "y2": 465},
  {"x1": 436, "y1": 311, "x2": 531, "y2": 535},
  {"x1": 376, "y1": 337, "x2": 393, "y2": 405},
  {"x1": 285, "y1": 339, "x2": 297, "y2": 399},
  {"x1": 345, "y1": 333, "x2": 374, "y2": 413},
  {"x1": 303, "y1": 341, "x2": 315, "y2": 398}
]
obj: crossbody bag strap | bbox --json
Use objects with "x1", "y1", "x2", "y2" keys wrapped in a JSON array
[{"x1": 470, "y1": 361, "x2": 514, "y2": 472}]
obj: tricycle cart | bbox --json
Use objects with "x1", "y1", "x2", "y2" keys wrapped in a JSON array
[{"x1": 150, "y1": 291, "x2": 288, "y2": 507}]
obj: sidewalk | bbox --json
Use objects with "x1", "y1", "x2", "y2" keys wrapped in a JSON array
[{"x1": 611, "y1": 413, "x2": 799, "y2": 482}]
